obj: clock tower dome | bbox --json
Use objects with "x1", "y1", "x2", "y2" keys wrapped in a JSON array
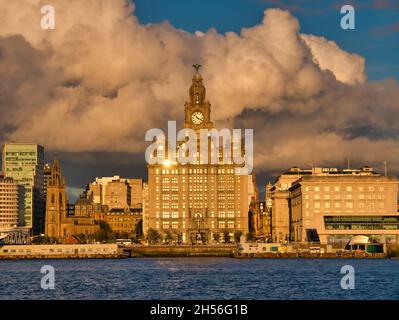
[{"x1": 184, "y1": 64, "x2": 213, "y2": 130}]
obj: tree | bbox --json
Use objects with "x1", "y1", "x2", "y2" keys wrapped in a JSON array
[
  {"x1": 234, "y1": 230, "x2": 243, "y2": 243},
  {"x1": 164, "y1": 230, "x2": 173, "y2": 243},
  {"x1": 246, "y1": 232, "x2": 255, "y2": 242},
  {"x1": 93, "y1": 220, "x2": 113, "y2": 243},
  {"x1": 223, "y1": 230, "x2": 230, "y2": 243},
  {"x1": 147, "y1": 228, "x2": 160, "y2": 244},
  {"x1": 77, "y1": 233, "x2": 88, "y2": 244}
]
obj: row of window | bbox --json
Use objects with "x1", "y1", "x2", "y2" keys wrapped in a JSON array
[
  {"x1": 156, "y1": 220, "x2": 237, "y2": 229},
  {"x1": 155, "y1": 168, "x2": 239, "y2": 175},
  {"x1": 305, "y1": 186, "x2": 386, "y2": 192},
  {"x1": 310, "y1": 201, "x2": 386, "y2": 209},
  {"x1": 305, "y1": 193, "x2": 386, "y2": 200}
]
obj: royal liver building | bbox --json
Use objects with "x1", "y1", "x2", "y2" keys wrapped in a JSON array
[{"x1": 145, "y1": 66, "x2": 257, "y2": 244}]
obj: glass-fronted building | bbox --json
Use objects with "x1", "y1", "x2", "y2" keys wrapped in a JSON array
[{"x1": 2, "y1": 143, "x2": 45, "y2": 234}]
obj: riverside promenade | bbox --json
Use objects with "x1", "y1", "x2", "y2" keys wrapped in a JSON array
[
  {"x1": 0, "y1": 243, "x2": 395, "y2": 259},
  {"x1": 0, "y1": 244, "x2": 122, "y2": 260}
]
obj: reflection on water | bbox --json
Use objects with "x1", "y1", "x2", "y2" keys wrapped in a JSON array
[{"x1": 1, "y1": 258, "x2": 399, "y2": 300}]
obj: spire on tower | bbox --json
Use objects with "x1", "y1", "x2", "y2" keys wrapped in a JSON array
[{"x1": 190, "y1": 64, "x2": 206, "y2": 105}]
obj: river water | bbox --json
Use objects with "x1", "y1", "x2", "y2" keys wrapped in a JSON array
[{"x1": 1, "y1": 258, "x2": 398, "y2": 300}]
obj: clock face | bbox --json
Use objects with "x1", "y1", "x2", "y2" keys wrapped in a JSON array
[{"x1": 191, "y1": 111, "x2": 204, "y2": 125}]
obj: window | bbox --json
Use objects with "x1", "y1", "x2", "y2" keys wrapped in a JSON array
[
  {"x1": 324, "y1": 202, "x2": 330, "y2": 209},
  {"x1": 162, "y1": 221, "x2": 169, "y2": 229},
  {"x1": 346, "y1": 202, "x2": 353, "y2": 209}
]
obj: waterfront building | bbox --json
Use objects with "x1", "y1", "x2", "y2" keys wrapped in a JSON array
[
  {"x1": 267, "y1": 166, "x2": 399, "y2": 244},
  {"x1": 45, "y1": 157, "x2": 99, "y2": 239},
  {"x1": 2, "y1": 143, "x2": 45, "y2": 234},
  {"x1": 105, "y1": 207, "x2": 142, "y2": 237},
  {"x1": 146, "y1": 66, "x2": 255, "y2": 244},
  {"x1": 0, "y1": 176, "x2": 23, "y2": 229},
  {"x1": 266, "y1": 168, "x2": 308, "y2": 242}
]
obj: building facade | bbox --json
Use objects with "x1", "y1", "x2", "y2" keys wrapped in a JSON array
[
  {"x1": 268, "y1": 166, "x2": 399, "y2": 244},
  {"x1": 0, "y1": 176, "x2": 23, "y2": 229},
  {"x1": 105, "y1": 207, "x2": 142, "y2": 237},
  {"x1": 45, "y1": 157, "x2": 99, "y2": 240},
  {"x1": 74, "y1": 198, "x2": 108, "y2": 222},
  {"x1": 43, "y1": 163, "x2": 52, "y2": 200},
  {"x1": 146, "y1": 66, "x2": 254, "y2": 244},
  {"x1": 2, "y1": 143, "x2": 45, "y2": 234},
  {"x1": 128, "y1": 178, "x2": 143, "y2": 208},
  {"x1": 290, "y1": 167, "x2": 399, "y2": 244},
  {"x1": 104, "y1": 180, "x2": 131, "y2": 209},
  {"x1": 85, "y1": 176, "x2": 142, "y2": 209}
]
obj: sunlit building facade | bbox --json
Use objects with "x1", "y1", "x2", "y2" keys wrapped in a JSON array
[
  {"x1": 146, "y1": 67, "x2": 254, "y2": 244},
  {"x1": 268, "y1": 166, "x2": 399, "y2": 244},
  {"x1": 0, "y1": 176, "x2": 23, "y2": 229}
]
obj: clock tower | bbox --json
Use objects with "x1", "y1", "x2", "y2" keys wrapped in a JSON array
[{"x1": 184, "y1": 64, "x2": 213, "y2": 131}]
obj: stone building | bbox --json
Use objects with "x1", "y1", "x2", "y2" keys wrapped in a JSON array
[
  {"x1": 146, "y1": 66, "x2": 255, "y2": 244},
  {"x1": 290, "y1": 167, "x2": 399, "y2": 244},
  {"x1": 267, "y1": 166, "x2": 399, "y2": 244},
  {"x1": 105, "y1": 207, "x2": 142, "y2": 237},
  {"x1": 74, "y1": 197, "x2": 108, "y2": 222},
  {"x1": 266, "y1": 167, "x2": 309, "y2": 242},
  {"x1": 45, "y1": 157, "x2": 99, "y2": 240}
]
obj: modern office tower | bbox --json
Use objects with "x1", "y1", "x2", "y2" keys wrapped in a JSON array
[
  {"x1": 43, "y1": 163, "x2": 52, "y2": 200},
  {"x1": 267, "y1": 166, "x2": 399, "y2": 244},
  {"x1": 146, "y1": 66, "x2": 254, "y2": 244},
  {"x1": 2, "y1": 143, "x2": 45, "y2": 234},
  {"x1": 0, "y1": 176, "x2": 23, "y2": 229}
]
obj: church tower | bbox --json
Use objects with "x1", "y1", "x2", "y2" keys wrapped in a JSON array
[
  {"x1": 184, "y1": 64, "x2": 213, "y2": 131},
  {"x1": 45, "y1": 156, "x2": 68, "y2": 238}
]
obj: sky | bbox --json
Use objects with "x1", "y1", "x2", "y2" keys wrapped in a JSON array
[
  {"x1": 134, "y1": 0, "x2": 399, "y2": 81},
  {"x1": 0, "y1": 0, "x2": 398, "y2": 202}
]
